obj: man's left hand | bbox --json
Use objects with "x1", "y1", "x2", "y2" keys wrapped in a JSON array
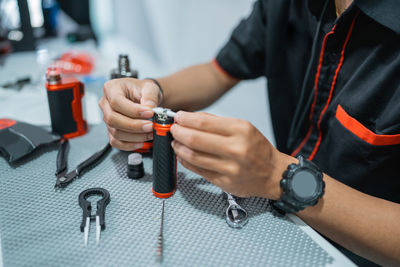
[{"x1": 170, "y1": 111, "x2": 296, "y2": 199}]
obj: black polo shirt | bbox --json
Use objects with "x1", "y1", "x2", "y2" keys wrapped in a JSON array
[
  {"x1": 215, "y1": 0, "x2": 399, "y2": 265},
  {"x1": 216, "y1": 0, "x2": 400, "y2": 202}
]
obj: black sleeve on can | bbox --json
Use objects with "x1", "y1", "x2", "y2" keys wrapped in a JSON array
[{"x1": 47, "y1": 89, "x2": 77, "y2": 135}]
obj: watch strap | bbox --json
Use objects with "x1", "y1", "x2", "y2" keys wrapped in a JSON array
[{"x1": 272, "y1": 155, "x2": 324, "y2": 214}]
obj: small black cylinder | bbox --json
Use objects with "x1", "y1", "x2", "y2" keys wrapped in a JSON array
[{"x1": 127, "y1": 153, "x2": 144, "y2": 179}]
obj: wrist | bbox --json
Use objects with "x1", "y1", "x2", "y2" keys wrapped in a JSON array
[
  {"x1": 143, "y1": 78, "x2": 164, "y2": 105},
  {"x1": 267, "y1": 151, "x2": 298, "y2": 200}
]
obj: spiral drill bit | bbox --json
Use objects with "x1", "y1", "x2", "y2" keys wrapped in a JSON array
[{"x1": 157, "y1": 200, "x2": 165, "y2": 261}]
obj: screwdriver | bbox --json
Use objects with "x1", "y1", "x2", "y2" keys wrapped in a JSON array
[
  {"x1": 157, "y1": 200, "x2": 165, "y2": 261},
  {"x1": 152, "y1": 107, "x2": 177, "y2": 198}
]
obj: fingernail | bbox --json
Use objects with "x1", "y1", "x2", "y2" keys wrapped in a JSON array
[
  {"x1": 171, "y1": 140, "x2": 175, "y2": 147},
  {"x1": 132, "y1": 143, "x2": 144, "y2": 150},
  {"x1": 142, "y1": 123, "x2": 153, "y2": 132},
  {"x1": 139, "y1": 110, "x2": 153, "y2": 118},
  {"x1": 175, "y1": 111, "x2": 185, "y2": 123},
  {"x1": 177, "y1": 156, "x2": 182, "y2": 162},
  {"x1": 147, "y1": 133, "x2": 154, "y2": 140},
  {"x1": 145, "y1": 100, "x2": 157, "y2": 107}
]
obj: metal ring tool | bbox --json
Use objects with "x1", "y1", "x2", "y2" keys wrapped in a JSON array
[
  {"x1": 79, "y1": 188, "x2": 110, "y2": 246},
  {"x1": 225, "y1": 192, "x2": 248, "y2": 228}
]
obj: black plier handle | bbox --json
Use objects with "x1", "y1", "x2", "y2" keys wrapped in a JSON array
[
  {"x1": 55, "y1": 143, "x2": 112, "y2": 189},
  {"x1": 55, "y1": 139, "x2": 69, "y2": 177}
]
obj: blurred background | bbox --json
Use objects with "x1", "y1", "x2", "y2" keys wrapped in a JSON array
[{"x1": 0, "y1": 0, "x2": 275, "y2": 144}]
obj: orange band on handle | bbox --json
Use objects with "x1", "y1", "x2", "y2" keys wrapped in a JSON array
[
  {"x1": 134, "y1": 141, "x2": 153, "y2": 153},
  {"x1": 152, "y1": 188, "x2": 176, "y2": 199},
  {"x1": 153, "y1": 122, "x2": 172, "y2": 136}
]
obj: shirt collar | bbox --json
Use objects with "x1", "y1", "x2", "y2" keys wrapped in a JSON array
[
  {"x1": 354, "y1": 0, "x2": 400, "y2": 34},
  {"x1": 308, "y1": 0, "x2": 400, "y2": 34},
  {"x1": 308, "y1": 0, "x2": 328, "y2": 20}
]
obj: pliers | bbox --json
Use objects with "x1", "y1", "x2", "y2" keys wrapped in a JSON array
[
  {"x1": 55, "y1": 139, "x2": 112, "y2": 189},
  {"x1": 0, "y1": 76, "x2": 31, "y2": 91}
]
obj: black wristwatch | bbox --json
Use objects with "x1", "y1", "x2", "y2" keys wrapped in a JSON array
[{"x1": 272, "y1": 155, "x2": 325, "y2": 214}]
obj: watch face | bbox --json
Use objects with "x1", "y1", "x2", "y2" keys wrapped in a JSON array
[{"x1": 291, "y1": 170, "x2": 318, "y2": 200}]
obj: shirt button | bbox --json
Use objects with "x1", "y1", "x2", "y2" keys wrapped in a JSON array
[{"x1": 328, "y1": 52, "x2": 338, "y2": 63}]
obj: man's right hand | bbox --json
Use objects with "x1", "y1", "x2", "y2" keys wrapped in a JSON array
[{"x1": 99, "y1": 78, "x2": 162, "y2": 151}]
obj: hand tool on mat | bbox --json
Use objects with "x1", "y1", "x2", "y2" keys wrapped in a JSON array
[
  {"x1": 157, "y1": 200, "x2": 165, "y2": 261},
  {"x1": 79, "y1": 188, "x2": 110, "y2": 246},
  {"x1": 225, "y1": 192, "x2": 248, "y2": 228},
  {"x1": 0, "y1": 76, "x2": 31, "y2": 90},
  {"x1": 55, "y1": 139, "x2": 70, "y2": 177},
  {"x1": 152, "y1": 108, "x2": 177, "y2": 198},
  {"x1": 55, "y1": 143, "x2": 112, "y2": 189}
]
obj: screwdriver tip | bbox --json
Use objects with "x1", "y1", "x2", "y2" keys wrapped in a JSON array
[{"x1": 156, "y1": 243, "x2": 163, "y2": 262}]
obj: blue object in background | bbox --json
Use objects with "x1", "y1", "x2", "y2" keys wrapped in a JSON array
[{"x1": 42, "y1": 0, "x2": 59, "y2": 37}]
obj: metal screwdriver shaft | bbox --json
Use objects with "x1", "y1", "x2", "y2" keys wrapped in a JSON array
[{"x1": 157, "y1": 200, "x2": 165, "y2": 261}]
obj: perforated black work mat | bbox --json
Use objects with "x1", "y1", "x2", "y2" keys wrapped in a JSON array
[{"x1": 0, "y1": 125, "x2": 334, "y2": 266}]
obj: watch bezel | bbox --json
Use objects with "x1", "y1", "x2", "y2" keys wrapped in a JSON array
[
  {"x1": 276, "y1": 156, "x2": 325, "y2": 213},
  {"x1": 286, "y1": 166, "x2": 324, "y2": 204}
]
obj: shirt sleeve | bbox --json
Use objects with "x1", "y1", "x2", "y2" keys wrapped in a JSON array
[{"x1": 215, "y1": 0, "x2": 267, "y2": 80}]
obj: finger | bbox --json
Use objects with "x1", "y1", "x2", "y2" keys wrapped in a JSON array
[
  {"x1": 107, "y1": 126, "x2": 153, "y2": 142},
  {"x1": 108, "y1": 97, "x2": 154, "y2": 119},
  {"x1": 177, "y1": 157, "x2": 232, "y2": 190},
  {"x1": 170, "y1": 124, "x2": 235, "y2": 158},
  {"x1": 177, "y1": 156, "x2": 219, "y2": 180},
  {"x1": 172, "y1": 141, "x2": 237, "y2": 175},
  {"x1": 104, "y1": 78, "x2": 141, "y2": 101},
  {"x1": 103, "y1": 82, "x2": 154, "y2": 119},
  {"x1": 174, "y1": 111, "x2": 241, "y2": 135},
  {"x1": 140, "y1": 81, "x2": 160, "y2": 108},
  {"x1": 108, "y1": 132, "x2": 144, "y2": 151},
  {"x1": 101, "y1": 98, "x2": 154, "y2": 133}
]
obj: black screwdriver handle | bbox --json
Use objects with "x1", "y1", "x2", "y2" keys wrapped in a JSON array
[{"x1": 152, "y1": 115, "x2": 176, "y2": 198}]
